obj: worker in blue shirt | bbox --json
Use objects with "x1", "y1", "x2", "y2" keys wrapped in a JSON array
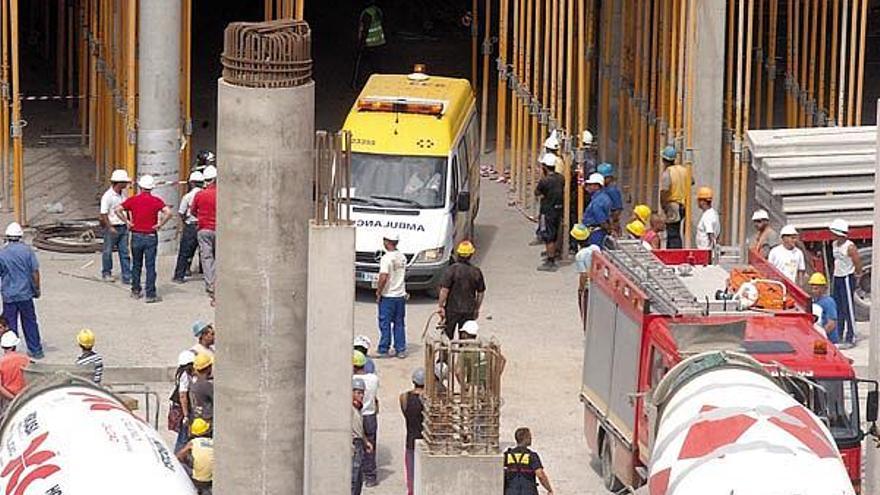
[
  {"x1": 0, "y1": 223, "x2": 43, "y2": 359},
  {"x1": 597, "y1": 162, "x2": 623, "y2": 235},
  {"x1": 808, "y1": 272, "x2": 839, "y2": 343},
  {"x1": 581, "y1": 173, "x2": 613, "y2": 249}
]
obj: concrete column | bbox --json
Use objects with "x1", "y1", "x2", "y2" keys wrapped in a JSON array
[
  {"x1": 137, "y1": 0, "x2": 181, "y2": 254},
  {"x1": 304, "y1": 223, "x2": 356, "y2": 495},
  {"x1": 690, "y1": 0, "x2": 726, "y2": 236},
  {"x1": 214, "y1": 77, "x2": 315, "y2": 494}
]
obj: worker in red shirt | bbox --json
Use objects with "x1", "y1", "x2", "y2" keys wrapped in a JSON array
[
  {"x1": 191, "y1": 166, "x2": 217, "y2": 296},
  {"x1": 0, "y1": 330, "x2": 30, "y2": 406},
  {"x1": 114, "y1": 175, "x2": 173, "y2": 303}
]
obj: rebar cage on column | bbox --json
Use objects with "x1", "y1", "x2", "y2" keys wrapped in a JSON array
[
  {"x1": 221, "y1": 19, "x2": 312, "y2": 89},
  {"x1": 313, "y1": 130, "x2": 351, "y2": 226}
]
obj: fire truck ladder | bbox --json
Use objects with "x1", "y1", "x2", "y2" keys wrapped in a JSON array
[{"x1": 604, "y1": 240, "x2": 705, "y2": 316}]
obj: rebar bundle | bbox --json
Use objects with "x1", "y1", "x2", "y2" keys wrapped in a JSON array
[
  {"x1": 313, "y1": 130, "x2": 352, "y2": 226},
  {"x1": 221, "y1": 20, "x2": 312, "y2": 89}
]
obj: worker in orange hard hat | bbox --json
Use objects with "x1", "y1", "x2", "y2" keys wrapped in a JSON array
[
  {"x1": 695, "y1": 187, "x2": 720, "y2": 250},
  {"x1": 437, "y1": 240, "x2": 486, "y2": 340}
]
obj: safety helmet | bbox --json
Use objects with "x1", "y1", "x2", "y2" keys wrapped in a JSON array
[
  {"x1": 544, "y1": 130, "x2": 560, "y2": 151},
  {"x1": 597, "y1": 162, "x2": 615, "y2": 177},
  {"x1": 190, "y1": 418, "x2": 211, "y2": 436},
  {"x1": 582, "y1": 130, "x2": 594, "y2": 146},
  {"x1": 412, "y1": 367, "x2": 426, "y2": 386},
  {"x1": 352, "y1": 377, "x2": 366, "y2": 391},
  {"x1": 808, "y1": 272, "x2": 828, "y2": 286},
  {"x1": 570, "y1": 223, "x2": 589, "y2": 241},
  {"x1": 76, "y1": 328, "x2": 96, "y2": 349},
  {"x1": 178, "y1": 350, "x2": 196, "y2": 367},
  {"x1": 0, "y1": 331, "x2": 20, "y2": 349},
  {"x1": 780, "y1": 224, "x2": 798, "y2": 236},
  {"x1": 539, "y1": 153, "x2": 557, "y2": 168},
  {"x1": 661, "y1": 145, "x2": 677, "y2": 162},
  {"x1": 196, "y1": 150, "x2": 216, "y2": 167},
  {"x1": 626, "y1": 220, "x2": 646, "y2": 238},
  {"x1": 353, "y1": 350, "x2": 367, "y2": 368},
  {"x1": 203, "y1": 166, "x2": 218, "y2": 181},
  {"x1": 751, "y1": 209, "x2": 770, "y2": 221},
  {"x1": 192, "y1": 320, "x2": 213, "y2": 337},
  {"x1": 829, "y1": 218, "x2": 849, "y2": 236},
  {"x1": 193, "y1": 353, "x2": 214, "y2": 372},
  {"x1": 138, "y1": 175, "x2": 156, "y2": 190},
  {"x1": 460, "y1": 320, "x2": 479, "y2": 336},
  {"x1": 456, "y1": 240, "x2": 476, "y2": 257},
  {"x1": 5, "y1": 222, "x2": 23, "y2": 238},
  {"x1": 110, "y1": 169, "x2": 131, "y2": 183},
  {"x1": 586, "y1": 173, "x2": 605, "y2": 186},
  {"x1": 353, "y1": 335, "x2": 372, "y2": 350},
  {"x1": 696, "y1": 187, "x2": 713, "y2": 200},
  {"x1": 188, "y1": 171, "x2": 204, "y2": 183},
  {"x1": 383, "y1": 231, "x2": 400, "y2": 242},
  {"x1": 633, "y1": 204, "x2": 651, "y2": 224}
]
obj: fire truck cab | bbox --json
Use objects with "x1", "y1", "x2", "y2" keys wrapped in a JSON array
[{"x1": 580, "y1": 241, "x2": 879, "y2": 493}]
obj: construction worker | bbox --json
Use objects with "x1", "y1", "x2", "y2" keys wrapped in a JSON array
[
  {"x1": 580, "y1": 173, "x2": 613, "y2": 249},
  {"x1": 351, "y1": 377, "x2": 373, "y2": 495},
  {"x1": 808, "y1": 273, "x2": 839, "y2": 343},
  {"x1": 597, "y1": 163, "x2": 622, "y2": 233},
  {"x1": 194, "y1": 150, "x2": 216, "y2": 173},
  {"x1": 503, "y1": 427, "x2": 555, "y2": 495},
  {"x1": 353, "y1": 335, "x2": 377, "y2": 374},
  {"x1": 191, "y1": 166, "x2": 217, "y2": 297},
  {"x1": 172, "y1": 350, "x2": 196, "y2": 452},
  {"x1": 535, "y1": 154, "x2": 565, "y2": 271},
  {"x1": 571, "y1": 224, "x2": 595, "y2": 321},
  {"x1": 176, "y1": 418, "x2": 213, "y2": 495},
  {"x1": 543, "y1": 130, "x2": 564, "y2": 174},
  {"x1": 659, "y1": 146, "x2": 687, "y2": 248},
  {"x1": 190, "y1": 353, "x2": 214, "y2": 422},
  {"x1": 644, "y1": 213, "x2": 665, "y2": 250},
  {"x1": 768, "y1": 225, "x2": 806, "y2": 286},
  {"x1": 75, "y1": 329, "x2": 103, "y2": 384},
  {"x1": 582, "y1": 129, "x2": 597, "y2": 175},
  {"x1": 0, "y1": 222, "x2": 43, "y2": 359},
  {"x1": 747, "y1": 209, "x2": 780, "y2": 257},
  {"x1": 115, "y1": 175, "x2": 173, "y2": 303},
  {"x1": 400, "y1": 368, "x2": 425, "y2": 495},
  {"x1": 829, "y1": 219, "x2": 863, "y2": 349},
  {"x1": 376, "y1": 231, "x2": 407, "y2": 358},
  {"x1": 437, "y1": 240, "x2": 486, "y2": 340},
  {"x1": 191, "y1": 321, "x2": 215, "y2": 359},
  {"x1": 99, "y1": 169, "x2": 132, "y2": 283},
  {"x1": 352, "y1": 0, "x2": 387, "y2": 89},
  {"x1": 353, "y1": 350, "x2": 380, "y2": 487},
  {"x1": 633, "y1": 204, "x2": 651, "y2": 225},
  {"x1": 0, "y1": 331, "x2": 28, "y2": 406},
  {"x1": 695, "y1": 187, "x2": 721, "y2": 250},
  {"x1": 173, "y1": 170, "x2": 204, "y2": 284}
]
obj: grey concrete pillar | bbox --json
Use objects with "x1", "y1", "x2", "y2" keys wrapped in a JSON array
[
  {"x1": 304, "y1": 223, "x2": 356, "y2": 495},
  {"x1": 137, "y1": 0, "x2": 181, "y2": 254},
  {"x1": 214, "y1": 76, "x2": 315, "y2": 494},
  {"x1": 690, "y1": 0, "x2": 726, "y2": 239}
]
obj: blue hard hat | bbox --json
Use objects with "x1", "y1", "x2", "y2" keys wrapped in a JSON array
[
  {"x1": 661, "y1": 146, "x2": 677, "y2": 162},
  {"x1": 192, "y1": 320, "x2": 212, "y2": 337},
  {"x1": 597, "y1": 162, "x2": 615, "y2": 177}
]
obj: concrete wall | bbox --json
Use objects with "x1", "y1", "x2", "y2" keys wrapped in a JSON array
[{"x1": 414, "y1": 441, "x2": 503, "y2": 495}]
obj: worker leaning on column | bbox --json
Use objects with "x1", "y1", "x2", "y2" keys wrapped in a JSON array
[{"x1": 659, "y1": 146, "x2": 687, "y2": 249}]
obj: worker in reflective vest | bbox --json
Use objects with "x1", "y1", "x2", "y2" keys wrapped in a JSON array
[
  {"x1": 503, "y1": 427, "x2": 555, "y2": 495},
  {"x1": 351, "y1": 0, "x2": 387, "y2": 88}
]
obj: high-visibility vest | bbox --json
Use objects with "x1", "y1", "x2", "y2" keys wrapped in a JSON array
[
  {"x1": 191, "y1": 437, "x2": 214, "y2": 483},
  {"x1": 362, "y1": 6, "x2": 386, "y2": 48},
  {"x1": 663, "y1": 164, "x2": 687, "y2": 204}
]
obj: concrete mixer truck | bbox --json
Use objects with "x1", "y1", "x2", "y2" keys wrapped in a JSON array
[{"x1": 0, "y1": 375, "x2": 196, "y2": 495}]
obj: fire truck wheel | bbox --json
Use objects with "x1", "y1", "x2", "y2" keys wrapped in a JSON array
[
  {"x1": 854, "y1": 247, "x2": 871, "y2": 322},
  {"x1": 600, "y1": 433, "x2": 624, "y2": 492}
]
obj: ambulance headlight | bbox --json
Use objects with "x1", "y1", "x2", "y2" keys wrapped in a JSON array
[{"x1": 414, "y1": 247, "x2": 445, "y2": 264}]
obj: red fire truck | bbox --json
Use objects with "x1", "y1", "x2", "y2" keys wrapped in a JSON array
[{"x1": 580, "y1": 241, "x2": 879, "y2": 493}]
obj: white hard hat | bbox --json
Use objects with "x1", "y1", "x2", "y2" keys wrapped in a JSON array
[
  {"x1": 751, "y1": 209, "x2": 769, "y2": 221},
  {"x1": 383, "y1": 231, "x2": 400, "y2": 242},
  {"x1": 203, "y1": 165, "x2": 218, "y2": 180},
  {"x1": 188, "y1": 170, "x2": 204, "y2": 182},
  {"x1": 0, "y1": 331, "x2": 20, "y2": 349},
  {"x1": 780, "y1": 224, "x2": 798, "y2": 236},
  {"x1": 177, "y1": 350, "x2": 196, "y2": 366},
  {"x1": 582, "y1": 130, "x2": 594, "y2": 146},
  {"x1": 5, "y1": 222, "x2": 23, "y2": 238},
  {"x1": 539, "y1": 153, "x2": 557, "y2": 168},
  {"x1": 829, "y1": 218, "x2": 849, "y2": 235},
  {"x1": 110, "y1": 169, "x2": 131, "y2": 183},
  {"x1": 353, "y1": 335, "x2": 372, "y2": 350},
  {"x1": 460, "y1": 320, "x2": 479, "y2": 336},
  {"x1": 586, "y1": 173, "x2": 605, "y2": 185},
  {"x1": 544, "y1": 130, "x2": 560, "y2": 151},
  {"x1": 138, "y1": 175, "x2": 156, "y2": 190}
]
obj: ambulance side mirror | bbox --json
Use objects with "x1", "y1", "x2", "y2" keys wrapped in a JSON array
[
  {"x1": 866, "y1": 390, "x2": 878, "y2": 423},
  {"x1": 457, "y1": 192, "x2": 470, "y2": 212}
]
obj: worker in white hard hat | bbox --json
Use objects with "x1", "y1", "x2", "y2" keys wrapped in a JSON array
[
  {"x1": 0, "y1": 331, "x2": 29, "y2": 405},
  {"x1": 829, "y1": 218, "x2": 863, "y2": 349},
  {"x1": 74, "y1": 328, "x2": 103, "y2": 384},
  {"x1": 542, "y1": 130, "x2": 565, "y2": 174},
  {"x1": 353, "y1": 334, "x2": 377, "y2": 374},
  {"x1": 536, "y1": 153, "x2": 565, "y2": 271},
  {"x1": 767, "y1": 225, "x2": 806, "y2": 286},
  {"x1": 173, "y1": 170, "x2": 205, "y2": 283},
  {"x1": 376, "y1": 231, "x2": 408, "y2": 358},
  {"x1": 191, "y1": 166, "x2": 218, "y2": 298},
  {"x1": 173, "y1": 350, "x2": 196, "y2": 452},
  {"x1": 99, "y1": 169, "x2": 132, "y2": 283},
  {"x1": 114, "y1": 175, "x2": 173, "y2": 303},
  {"x1": 747, "y1": 209, "x2": 779, "y2": 257},
  {"x1": 0, "y1": 223, "x2": 43, "y2": 359}
]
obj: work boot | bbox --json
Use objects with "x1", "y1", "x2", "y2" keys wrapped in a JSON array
[
  {"x1": 102, "y1": 274, "x2": 116, "y2": 283},
  {"x1": 145, "y1": 296, "x2": 163, "y2": 304},
  {"x1": 130, "y1": 290, "x2": 143, "y2": 300},
  {"x1": 537, "y1": 259, "x2": 557, "y2": 272}
]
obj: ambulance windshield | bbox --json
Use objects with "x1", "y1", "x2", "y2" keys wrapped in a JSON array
[
  {"x1": 351, "y1": 153, "x2": 447, "y2": 209},
  {"x1": 813, "y1": 379, "x2": 859, "y2": 442}
]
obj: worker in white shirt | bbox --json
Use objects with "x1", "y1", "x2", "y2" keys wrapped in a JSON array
[
  {"x1": 99, "y1": 169, "x2": 132, "y2": 283},
  {"x1": 767, "y1": 225, "x2": 806, "y2": 286},
  {"x1": 173, "y1": 170, "x2": 204, "y2": 283},
  {"x1": 353, "y1": 350, "x2": 380, "y2": 487},
  {"x1": 829, "y1": 218, "x2": 863, "y2": 348},
  {"x1": 695, "y1": 187, "x2": 721, "y2": 250},
  {"x1": 376, "y1": 231, "x2": 407, "y2": 358}
]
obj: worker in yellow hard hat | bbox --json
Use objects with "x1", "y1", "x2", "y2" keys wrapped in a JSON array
[
  {"x1": 695, "y1": 186, "x2": 721, "y2": 250},
  {"x1": 75, "y1": 329, "x2": 104, "y2": 384},
  {"x1": 633, "y1": 204, "x2": 651, "y2": 224},
  {"x1": 176, "y1": 417, "x2": 214, "y2": 495},
  {"x1": 571, "y1": 223, "x2": 598, "y2": 322},
  {"x1": 353, "y1": 349, "x2": 380, "y2": 487},
  {"x1": 808, "y1": 272, "x2": 839, "y2": 344},
  {"x1": 190, "y1": 353, "x2": 214, "y2": 423},
  {"x1": 437, "y1": 240, "x2": 486, "y2": 340}
]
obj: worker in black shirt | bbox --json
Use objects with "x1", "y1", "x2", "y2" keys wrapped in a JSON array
[
  {"x1": 437, "y1": 240, "x2": 486, "y2": 340},
  {"x1": 535, "y1": 154, "x2": 565, "y2": 272},
  {"x1": 504, "y1": 427, "x2": 554, "y2": 495},
  {"x1": 400, "y1": 368, "x2": 425, "y2": 495}
]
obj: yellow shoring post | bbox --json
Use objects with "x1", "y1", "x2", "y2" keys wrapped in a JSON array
[
  {"x1": 806, "y1": 0, "x2": 817, "y2": 126},
  {"x1": 722, "y1": 0, "x2": 735, "y2": 239},
  {"x1": 845, "y1": 0, "x2": 857, "y2": 126},
  {"x1": 598, "y1": 0, "x2": 610, "y2": 158},
  {"x1": 740, "y1": 0, "x2": 755, "y2": 245},
  {"x1": 540, "y1": 0, "x2": 550, "y2": 192},
  {"x1": 479, "y1": 0, "x2": 491, "y2": 155},
  {"x1": 732, "y1": 0, "x2": 744, "y2": 244},
  {"x1": 555, "y1": 0, "x2": 564, "y2": 126},
  {"x1": 853, "y1": 0, "x2": 866, "y2": 125},
  {"x1": 837, "y1": 0, "x2": 848, "y2": 125},
  {"x1": 637, "y1": 0, "x2": 650, "y2": 205},
  {"x1": 89, "y1": 0, "x2": 97, "y2": 161},
  {"x1": 471, "y1": 0, "x2": 478, "y2": 90},
  {"x1": 561, "y1": 0, "x2": 573, "y2": 261},
  {"x1": 10, "y1": 0, "x2": 25, "y2": 223},
  {"x1": 816, "y1": 0, "x2": 827, "y2": 122},
  {"x1": 667, "y1": 0, "x2": 679, "y2": 182},
  {"x1": 125, "y1": 0, "x2": 136, "y2": 179},
  {"x1": 616, "y1": 0, "x2": 627, "y2": 178},
  {"x1": 295, "y1": 0, "x2": 304, "y2": 20},
  {"x1": 829, "y1": 0, "x2": 840, "y2": 124},
  {"x1": 753, "y1": 0, "x2": 763, "y2": 130},
  {"x1": 655, "y1": 0, "x2": 670, "y2": 209},
  {"x1": 79, "y1": 0, "x2": 88, "y2": 144},
  {"x1": 264, "y1": 0, "x2": 272, "y2": 21},
  {"x1": 798, "y1": 0, "x2": 808, "y2": 126},
  {"x1": 765, "y1": 0, "x2": 777, "y2": 128},
  {"x1": 576, "y1": 0, "x2": 585, "y2": 218},
  {"x1": 510, "y1": 0, "x2": 520, "y2": 197},
  {"x1": 529, "y1": 0, "x2": 541, "y2": 212},
  {"x1": 114, "y1": 0, "x2": 122, "y2": 169},
  {"x1": 791, "y1": 0, "x2": 799, "y2": 127},
  {"x1": 629, "y1": 0, "x2": 640, "y2": 201},
  {"x1": 1, "y1": 0, "x2": 10, "y2": 208},
  {"x1": 495, "y1": 0, "x2": 508, "y2": 176},
  {"x1": 550, "y1": 0, "x2": 558, "y2": 132},
  {"x1": 180, "y1": 0, "x2": 192, "y2": 189},
  {"x1": 683, "y1": 0, "x2": 695, "y2": 247},
  {"x1": 646, "y1": 0, "x2": 660, "y2": 205},
  {"x1": 520, "y1": 0, "x2": 532, "y2": 208},
  {"x1": 784, "y1": 0, "x2": 792, "y2": 127}
]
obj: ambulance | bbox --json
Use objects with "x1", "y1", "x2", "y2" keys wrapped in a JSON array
[{"x1": 342, "y1": 69, "x2": 480, "y2": 294}]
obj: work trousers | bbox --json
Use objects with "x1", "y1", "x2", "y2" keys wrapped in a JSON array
[
  {"x1": 352, "y1": 439, "x2": 365, "y2": 495},
  {"x1": 378, "y1": 296, "x2": 406, "y2": 354},
  {"x1": 405, "y1": 447, "x2": 415, "y2": 495},
  {"x1": 362, "y1": 413, "x2": 378, "y2": 483},
  {"x1": 131, "y1": 233, "x2": 158, "y2": 298},
  {"x1": 174, "y1": 422, "x2": 189, "y2": 453},
  {"x1": 174, "y1": 223, "x2": 200, "y2": 281},
  {"x1": 198, "y1": 229, "x2": 216, "y2": 293},
  {"x1": 833, "y1": 274, "x2": 857, "y2": 344},
  {"x1": 443, "y1": 310, "x2": 475, "y2": 340},
  {"x1": 3, "y1": 299, "x2": 42, "y2": 356},
  {"x1": 666, "y1": 204, "x2": 685, "y2": 249},
  {"x1": 102, "y1": 224, "x2": 131, "y2": 282}
]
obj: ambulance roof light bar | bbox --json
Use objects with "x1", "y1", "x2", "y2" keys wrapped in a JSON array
[{"x1": 356, "y1": 97, "x2": 446, "y2": 117}]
